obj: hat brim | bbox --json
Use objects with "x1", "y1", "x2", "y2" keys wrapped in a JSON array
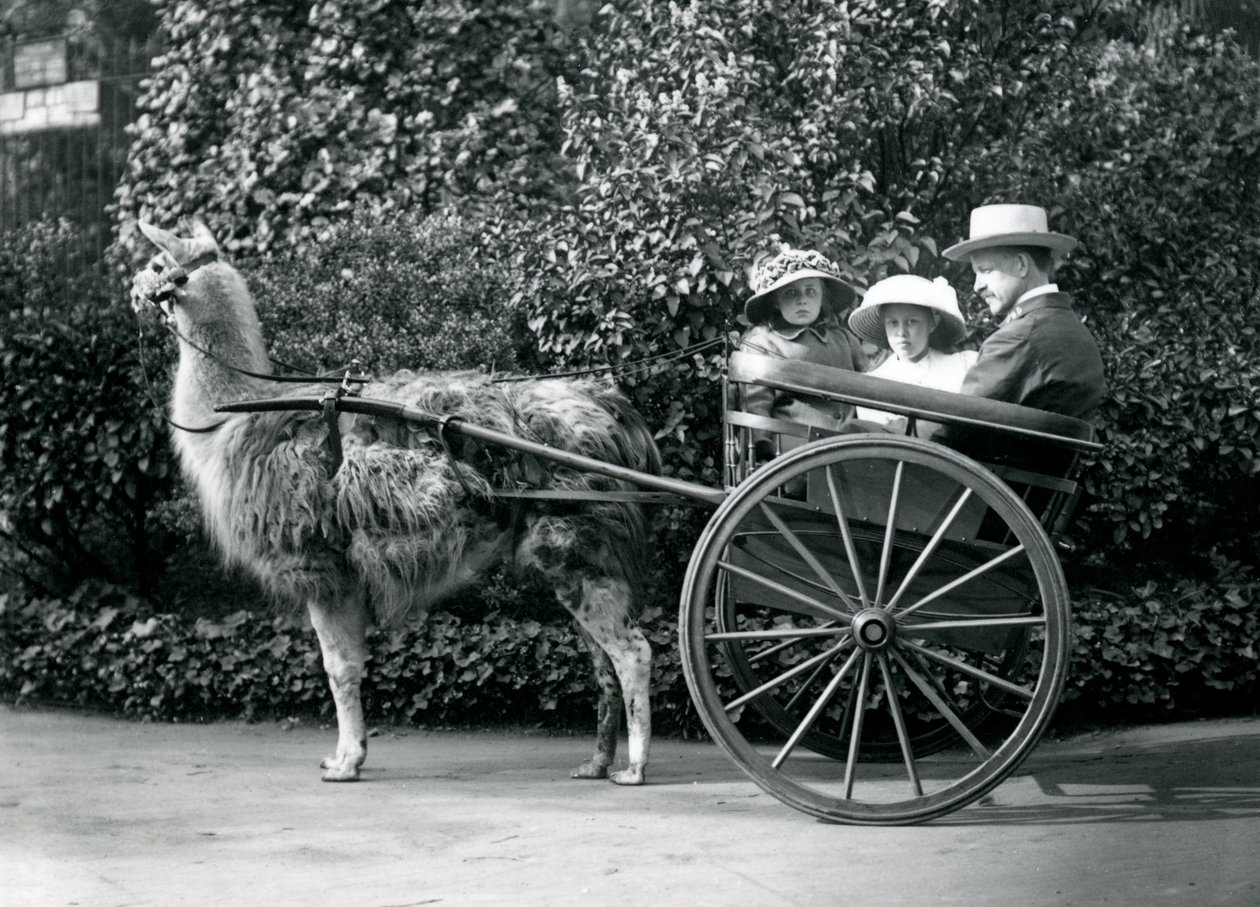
[
  {"x1": 744, "y1": 271, "x2": 861, "y2": 323},
  {"x1": 848, "y1": 303, "x2": 966, "y2": 349},
  {"x1": 942, "y1": 231, "x2": 1078, "y2": 262}
]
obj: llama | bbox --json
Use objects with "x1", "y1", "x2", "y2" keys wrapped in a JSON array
[{"x1": 130, "y1": 220, "x2": 658, "y2": 784}]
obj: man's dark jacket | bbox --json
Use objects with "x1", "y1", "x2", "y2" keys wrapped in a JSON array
[{"x1": 961, "y1": 291, "x2": 1105, "y2": 419}]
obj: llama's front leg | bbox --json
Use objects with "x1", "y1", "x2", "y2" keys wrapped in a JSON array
[{"x1": 307, "y1": 599, "x2": 369, "y2": 782}]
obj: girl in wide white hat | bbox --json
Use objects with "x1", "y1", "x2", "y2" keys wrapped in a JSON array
[{"x1": 846, "y1": 274, "x2": 977, "y2": 434}]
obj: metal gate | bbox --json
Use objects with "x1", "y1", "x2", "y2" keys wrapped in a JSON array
[{"x1": 0, "y1": 34, "x2": 158, "y2": 275}]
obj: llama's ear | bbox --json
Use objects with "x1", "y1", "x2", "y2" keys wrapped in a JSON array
[
  {"x1": 187, "y1": 219, "x2": 221, "y2": 252},
  {"x1": 137, "y1": 221, "x2": 180, "y2": 255}
]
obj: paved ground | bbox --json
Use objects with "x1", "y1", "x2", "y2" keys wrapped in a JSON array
[{"x1": 2, "y1": 706, "x2": 1259, "y2": 906}]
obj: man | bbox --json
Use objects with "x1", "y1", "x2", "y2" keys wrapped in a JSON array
[{"x1": 943, "y1": 203, "x2": 1105, "y2": 420}]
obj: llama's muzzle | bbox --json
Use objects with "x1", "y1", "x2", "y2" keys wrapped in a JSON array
[
  {"x1": 130, "y1": 266, "x2": 180, "y2": 319},
  {"x1": 130, "y1": 252, "x2": 217, "y2": 319}
]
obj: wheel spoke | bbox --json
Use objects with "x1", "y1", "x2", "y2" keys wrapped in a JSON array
[
  {"x1": 759, "y1": 502, "x2": 860, "y2": 612},
  {"x1": 905, "y1": 646, "x2": 970, "y2": 719},
  {"x1": 717, "y1": 558, "x2": 853, "y2": 623},
  {"x1": 891, "y1": 649, "x2": 991, "y2": 759},
  {"x1": 903, "y1": 615, "x2": 1043, "y2": 631},
  {"x1": 747, "y1": 620, "x2": 842, "y2": 665},
  {"x1": 883, "y1": 488, "x2": 974, "y2": 612},
  {"x1": 784, "y1": 650, "x2": 843, "y2": 712},
  {"x1": 732, "y1": 534, "x2": 849, "y2": 604},
  {"x1": 825, "y1": 464, "x2": 872, "y2": 608},
  {"x1": 723, "y1": 639, "x2": 852, "y2": 713},
  {"x1": 899, "y1": 639, "x2": 1035, "y2": 701},
  {"x1": 842, "y1": 653, "x2": 873, "y2": 798},
  {"x1": 877, "y1": 653, "x2": 923, "y2": 796},
  {"x1": 772, "y1": 647, "x2": 863, "y2": 769},
  {"x1": 706, "y1": 625, "x2": 847, "y2": 642},
  {"x1": 892, "y1": 543, "x2": 1027, "y2": 620},
  {"x1": 874, "y1": 461, "x2": 905, "y2": 606}
]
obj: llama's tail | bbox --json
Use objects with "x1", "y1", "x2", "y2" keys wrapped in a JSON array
[
  {"x1": 585, "y1": 382, "x2": 663, "y2": 478},
  {"x1": 581, "y1": 383, "x2": 663, "y2": 609}
]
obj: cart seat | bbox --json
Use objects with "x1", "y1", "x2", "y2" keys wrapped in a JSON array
[{"x1": 725, "y1": 351, "x2": 1103, "y2": 540}]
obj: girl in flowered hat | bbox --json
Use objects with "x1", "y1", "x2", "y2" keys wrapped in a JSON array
[{"x1": 738, "y1": 247, "x2": 867, "y2": 459}]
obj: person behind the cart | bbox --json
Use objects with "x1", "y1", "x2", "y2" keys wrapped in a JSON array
[
  {"x1": 845, "y1": 273, "x2": 977, "y2": 439},
  {"x1": 738, "y1": 246, "x2": 866, "y2": 462}
]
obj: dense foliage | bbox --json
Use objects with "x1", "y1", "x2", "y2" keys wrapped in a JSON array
[
  {"x1": 110, "y1": 0, "x2": 1260, "y2": 572},
  {"x1": 517, "y1": 0, "x2": 1260, "y2": 567},
  {"x1": 1045, "y1": 32, "x2": 1260, "y2": 562},
  {"x1": 0, "y1": 585, "x2": 704, "y2": 734},
  {"x1": 248, "y1": 206, "x2": 534, "y2": 375},
  {"x1": 0, "y1": 220, "x2": 174, "y2": 596},
  {"x1": 115, "y1": 0, "x2": 569, "y2": 258}
]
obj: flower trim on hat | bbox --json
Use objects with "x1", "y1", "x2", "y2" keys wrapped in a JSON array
[
  {"x1": 749, "y1": 247, "x2": 842, "y2": 296},
  {"x1": 929, "y1": 275, "x2": 957, "y2": 309}
]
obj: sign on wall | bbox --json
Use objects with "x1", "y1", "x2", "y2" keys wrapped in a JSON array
[
  {"x1": 0, "y1": 38, "x2": 99, "y2": 135},
  {"x1": 13, "y1": 38, "x2": 69, "y2": 89}
]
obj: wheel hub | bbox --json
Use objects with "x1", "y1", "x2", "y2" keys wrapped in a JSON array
[{"x1": 851, "y1": 608, "x2": 896, "y2": 651}]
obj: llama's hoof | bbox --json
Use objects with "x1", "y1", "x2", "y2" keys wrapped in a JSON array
[
  {"x1": 321, "y1": 762, "x2": 361, "y2": 782},
  {"x1": 570, "y1": 759, "x2": 611, "y2": 780},
  {"x1": 320, "y1": 747, "x2": 366, "y2": 774},
  {"x1": 609, "y1": 765, "x2": 645, "y2": 786}
]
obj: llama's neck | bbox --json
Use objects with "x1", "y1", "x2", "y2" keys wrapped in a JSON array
[{"x1": 170, "y1": 277, "x2": 272, "y2": 431}]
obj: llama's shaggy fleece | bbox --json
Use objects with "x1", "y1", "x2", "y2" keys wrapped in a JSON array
[{"x1": 131, "y1": 220, "x2": 659, "y2": 785}]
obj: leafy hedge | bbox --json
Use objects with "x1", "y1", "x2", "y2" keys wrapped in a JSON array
[
  {"x1": 115, "y1": 0, "x2": 568, "y2": 259},
  {"x1": 0, "y1": 220, "x2": 175, "y2": 597},
  {"x1": 4, "y1": 563, "x2": 1257, "y2": 729},
  {"x1": 1066, "y1": 556, "x2": 1260, "y2": 714},
  {"x1": 1045, "y1": 30, "x2": 1260, "y2": 562},
  {"x1": 5, "y1": 0, "x2": 1255, "y2": 729},
  {"x1": 247, "y1": 206, "x2": 534, "y2": 375},
  {"x1": 0, "y1": 584, "x2": 705, "y2": 735},
  {"x1": 111, "y1": 0, "x2": 1260, "y2": 574}
]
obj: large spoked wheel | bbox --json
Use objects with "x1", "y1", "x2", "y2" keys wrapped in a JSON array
[{"x1": 681, "y1": 435, "x2": 1071, "y2": 825}]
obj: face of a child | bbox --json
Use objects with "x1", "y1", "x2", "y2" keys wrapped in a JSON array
[
  {"x1": 882, "y1": 303, "x2": 938, "y2": 362},
  {"x1": 774, "y1": 277, "x2": 825, "y2": 326}
]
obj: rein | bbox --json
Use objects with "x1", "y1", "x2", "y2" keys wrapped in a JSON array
[
  {"x1": 136, "y1": 319, "x2": 227, "y2": 434},
  {"x1": 490, "y1": 336, "x2": 727, "y2": 384}
]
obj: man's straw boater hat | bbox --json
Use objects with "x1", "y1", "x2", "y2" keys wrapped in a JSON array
[
  {"x1": 848, "y1": 274, "x2": 967, "y2": 348},
  {"x1": 744, "y1": 246, "x2": 861, "y2": 324},
  {"x1": 942, "y1": 204, "x2": 1078, "y2": 262}
]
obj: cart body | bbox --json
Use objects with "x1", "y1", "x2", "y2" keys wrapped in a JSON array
[{"x1": 676, "y1": 351, "x2": 1101, "y2": 824}]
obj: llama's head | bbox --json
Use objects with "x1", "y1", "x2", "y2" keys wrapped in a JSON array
[{"x1": 130, "y1": 220, "x2": 255, "y2": 332}]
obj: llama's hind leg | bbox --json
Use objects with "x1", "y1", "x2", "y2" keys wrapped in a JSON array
[
  {"x1": 307, "y1": 599, "x2": 369, "y2": 782},
  {"x1": 570, "y1": 627, "x2": 622, "y2": 780},
  {"x1": 564, "y1": 576, "x2": 652, "y2": 786}
]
